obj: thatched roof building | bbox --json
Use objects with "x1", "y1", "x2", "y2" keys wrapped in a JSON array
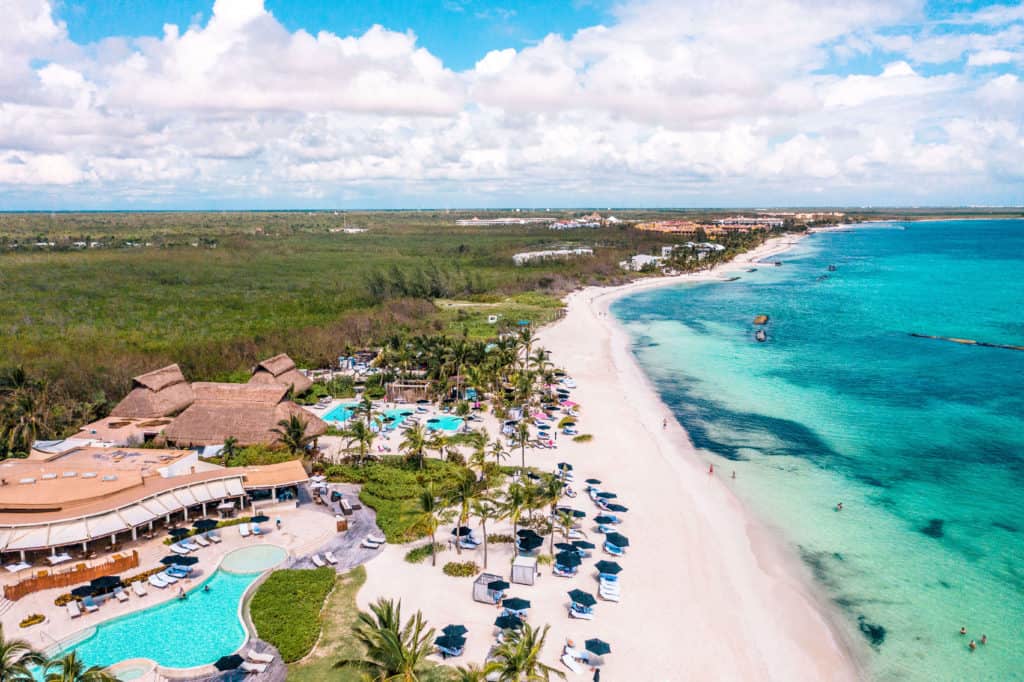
[
  {"x1": 248, "y1": 353, "x2": 313, "y2": 395},
  {"x1": 162, "y1": 382, "x2": 326, "y2": 447},
  {"x1": 109, "y1": 364, "x2": 195, "y2": 418}
]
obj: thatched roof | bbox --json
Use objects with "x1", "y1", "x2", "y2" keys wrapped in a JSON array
[
  {"x1": 109, "y1": 364, "x2": 195, "y2": 418},
  {"x1": 248, "y1": 353, "x2": 313, "y2": 395},
  {"x1": 162, "y1": 382, "x2": 325, "y2": 447}
]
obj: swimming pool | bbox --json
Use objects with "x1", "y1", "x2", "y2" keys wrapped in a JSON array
[
  {"x1": 63, "y1": 545, "x2": 287, "y2": 670},
  {"x1": 323, "y1": 402, "x2": 360, "y2": 423},
  {"x1": 426, "y1": 415, "x2": 464, "y2": 432}
]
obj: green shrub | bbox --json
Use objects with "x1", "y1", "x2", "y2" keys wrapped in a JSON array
[
  {"x1": 19, "y1": 614, "x2": 44, "y2": 628},
  {"x1": 536, "y1": 554, "x2": 553, "y2": 566},
  {"x1": 487, "y1": 534, "x2": 514, "y2": 544},
  {"x1": 442, "y1": 561, "x2": 478, "y2": 577},
  {"x1": 250, "y1": 568, "x2": 336, "y2": 663},
  {"x1": 404, "y1": 543, "x2": 446, "y2": 564},
  {"x1": 572, "y1": 434, "x2": 593, "y2": 443}
]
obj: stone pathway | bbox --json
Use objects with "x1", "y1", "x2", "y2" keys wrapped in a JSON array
[{"x1": 286, "y1": 483, "x2": 385, "y2": 571}]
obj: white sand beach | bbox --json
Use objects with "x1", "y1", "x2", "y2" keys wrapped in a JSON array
[{"x1": 359, "y1": 234, "x2": 864, "y2": 680}]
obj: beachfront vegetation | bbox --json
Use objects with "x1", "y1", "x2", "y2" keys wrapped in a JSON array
[
  {"x1": 250, "y1": 567, "x2": 337, "y2": 663},
  {"x1": 484, "y1": 623, "x2": 563, "y2": 681},
  {"x1": 441, "y1": 561, "x2": 479, "y2": 577},
  {"x1": 41, "y1": 651, "x2": 118, "y2": 682},
  {"x1": 337, "y1": 598, "x2": 436, "y2": 680},
  {"x1": 0, "y1": 626, "x2": 44, "y2": 681},
  {"x1": 404, "y1": 543, "x2": 447, "y2": 564}
]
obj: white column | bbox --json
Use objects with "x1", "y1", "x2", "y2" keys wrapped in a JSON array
[{"x1": 131, "y1": 527, "x2": 138, "y2": 541}]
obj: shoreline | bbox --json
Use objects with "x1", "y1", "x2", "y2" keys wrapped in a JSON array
[{"x1": 537, "y1": 232, "x2": 866, "y2": 679}]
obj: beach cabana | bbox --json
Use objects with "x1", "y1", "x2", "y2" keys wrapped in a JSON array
[
  {"x1": 511, "y1": 555, "x2": 538, "y2": 585},
  {"x1": 473, "y1": 572, "x2": 505, "y2": 603}
]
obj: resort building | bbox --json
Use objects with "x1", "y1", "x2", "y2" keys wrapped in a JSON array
[
  {"x1": 0, "y1": 445, "x2": 308, "y2": 562},
  {"x1": 712, "y1": 216, "x2": 784, "y2": 230},
  {"x1": 248, "y1": 353, "x2": 314, "y2": 395},
  {"x1": 109, "y1": 364, "x2": 194, "y2": 419},
  {"x1": 634, "y1": 220, "x2": 703, "y2": 234},
  {"x1": 512, "y1": 247, "x2": 594, "y2": 265},
  {"x1": 619, "y1": 254, "x2": 664, "y2": 271},
  {"x1": 162, "y1": 383, "x2": 326, "y2": 447}
]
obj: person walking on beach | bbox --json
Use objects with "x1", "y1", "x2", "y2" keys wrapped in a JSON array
[
  {"x1": 708, "y1": 463, "x2": 714, "y2": 475},
  {"x1": 662, "y1": 418, "x2": 667, "y2": 430},
  {"x1": 592, "y1": 668, "x2": 600, "y2": 681}
]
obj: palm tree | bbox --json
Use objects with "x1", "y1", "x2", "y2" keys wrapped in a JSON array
[
  {"x1": 484, "y1": 623, "x2": 563, "y2": 681},
  {"x1": 400, "y1": 423, "x2": 427, "y2": 470},
  {"x1": 471, "y1": 497, "x2": 499, "y2": 569},
  {"x1": 338, "y1": 598, "x2": 435, "y2": 681},
  {"x1": 355, "y1": 394, "x2": 376, "y2": 427},
  {"x1": 0, "y1": 626, "x2": 43, "y2": 682},
  {"x1": 341, "y1": 419, "x2": 376, "y2": 464},
  {"x1": 453, "y1": 663, "x2": 488, "y2": 682},
  {"x1": 409, "y1": 485, "x2": 453, "y2": 567},
  {"x1": 427, "y1": 431, "x2": 449, "y2": 462},
  {"x1": 270, "y1": 414, "x2": 314, "y2": 456},
  {"x1": 220, "y1": 436, "x2": 239, "y2": 466},
  {"x1": 465, "y1": 429, "x2": 489, "y2": 477},
  {"x1": 42, "y1": 651, "x2": 117, "y2": 682},
  {"x1": 515, "y1": 419, "x2": 532, "y2": 470},
  {"x1": 490, "y1": 440, "x2": 509, "y2": 468},
  {"x1": 501, "y1": 483, "x2": 527, "y2": 554},
  {"x1": 448, "y1": 472, "x2": 480, "y2": 556},
  {"x1": 549, "y1": 510, "x2": 576, "y2": 556},
  {"x1": 517, "y1": 326, "x2": 536, "y2": 371}
]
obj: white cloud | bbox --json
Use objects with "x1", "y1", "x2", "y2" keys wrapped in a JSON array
[{"x1": 0, "y1": 0, "x2": 1021, "y2": 206}]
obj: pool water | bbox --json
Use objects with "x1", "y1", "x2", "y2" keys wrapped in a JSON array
[
  {"x1": 426, "y1": 415, "x2": 464, "y2": 432},
  {"x1": 64, "y1": 545, "x2": 287, "y2": 670},
  {"x1": 323, "y1": 402, "x2": 359, "y2": 423}
]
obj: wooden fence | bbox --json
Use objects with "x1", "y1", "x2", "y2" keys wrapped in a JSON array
[{"x1": 3, "y1": 550, "x2": 140, "y2": 601}]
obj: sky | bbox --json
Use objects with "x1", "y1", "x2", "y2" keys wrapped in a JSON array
[{"x1": 1, "y1": 0, "x2": 1022, "y2": 209}]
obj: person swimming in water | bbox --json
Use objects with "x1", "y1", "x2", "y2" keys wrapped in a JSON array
[
  {"x1": 969, "y1": 639, "x2": 977, "y2": 652},
  {"x1": 959, "y1": 626, "x2": 967, "y2": 636},
  {"x1": 204, "y1": 584, "x2": 210, "y2": 592},
  {"x1": 836, "y1": 502, "x2": 843, "y2": 511},
  {"x1": 980, "y1": 634, "x2": 987, "y2": 645}
]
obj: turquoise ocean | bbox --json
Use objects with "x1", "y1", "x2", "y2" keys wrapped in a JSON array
[{"x1": 612, "y1": 220, "x2": 1024, "y2": 681}]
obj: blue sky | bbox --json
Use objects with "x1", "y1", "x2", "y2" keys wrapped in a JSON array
[{"x1": 2, "y1": 0, "x2": 1022, "y2": 209}]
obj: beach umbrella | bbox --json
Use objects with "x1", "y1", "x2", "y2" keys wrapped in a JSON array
[
  {"x1": 605, "y1": 532, "x2": 630, "y2": 548},
  {"x1": 70, "y1": 585, "x2": 95, "y2": 598},
  {"x1": 518, "y1": 536, "x2": 544, "y2": 551},
  {"x1": 555, "y1": 551, "x2": 582, "y2": 567},
  {"x1": 554, "y1": 542, "x2": 577, "y2": 552},
  {"x1": 594, "y1": 515, "x2": 616, "y2": 525},
  {"x1": 494, "y1": 614, "x2": 523, "y2": 630},
  {"x1": 585, "y1": 639, "x2": 612, "y2": 656},
  {"x1": 167, "y1": 528, "x2": 189, "y2": 538},
  {"x1": 487, "y1": 579, "x2": 510, "y2": 591},
  {"x1": 160, "y1": 555, "x2": 198, "y2": 566},
  {"x1": 450, "y1": 526, "x2": 473, "y2": 537},
  {"x1": 251, "y1": 514, "x2": 270, "y2": 523},
  {"x1": 435, "y1": 635, "x2": 466, "y2": 650},
  {"x1": 517, "y1": 528, "x2": 541, "y2": 538},
  {"x1": 606, "y1": 504, "x2": 629, "y2": 513},
  {"x1": 594, "y1": 560, "x2": 622, "y2": 575},
  {"x1": 537, "y1": 424, "x2": 550, "y2": 431},
  {"x1": 595, "y1": 492, "x2": 617, "y2": 499},
  {"x1": 192, "y1": 518, "x2": 218, "y2": 531},
  {"x1": 568, "y1": 589, "x2": 597, "y2": 607},
  {"x1": 572, "y1": 540, "x2": 596, "y2": 549},
  {"x1": 526, "y1": 472, "x2": 540, "y2": 481},
  {"x1": 557, "y1": 462, "x2": 573, "y2": 471},
  {"x1": 585, "y1": 478, "x2": 601, "y2": 485},
  {"x1": 502, "y1": 597, "x2": 531, "y2": 611},
  {"x1": 90, "y1": 575, "x2": 122, "y2": 591},
  {"x1": 214, "y1": 655, "x2": 244, "y2": 671},
  {"x1": 443, "y1": 624, "x2": 469, "y2": 637}
]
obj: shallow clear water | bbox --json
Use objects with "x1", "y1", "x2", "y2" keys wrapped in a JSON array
[
  {"x1": 323, "y1": 402, "x2": 359, "y2": 423},
  {"x1": 612, "y1": 220, "x2": 1024, "y2": 681},
  {"x1": 66, "y1": 546, "x2": 284, "y2": 669},
  {"x1": 427, "y1": 415, "x2": 464, "y2": 432}
]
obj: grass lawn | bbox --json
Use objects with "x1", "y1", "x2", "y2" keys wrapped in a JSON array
[
  {"x1": 287, "y1": 566, "x2": 455, "y2": 682},
  {"x1": 250, "y1": 567, "x2": 337, "y2": 663}
]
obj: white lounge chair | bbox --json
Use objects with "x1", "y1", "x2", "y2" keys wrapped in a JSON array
[
  {"x1": 67, "y1": 600, "x2": 82, "y2": 618},
  {"x1": 206, "y1": 531, "x2": 222, "y2": 543},
  {"x1": 239, "y1": 524, "x2": 251, "y2": 538},
  {"x1": 561, "y1": 654, "x2": 584, "y2": 674},
  {"x1": 367, "y1": 533, "x2": 386, "y2": 544},
  {"x1": 148, "y1": 574, "x2": 168, "y2": 589},
  {"x1": 246, "y1": 649, "x2": 274, "y2": 664},
  {"x1": 250, "y1": 523, "x2": 262, "y2": 536},
  {"x1": 82, "y1": 596, "x2": 99, "y2": 613},
  {"x1": 132, "y1": 581, "x2": 148, "y2": 597},
  {"x1": 169, "y1": 544, "x2": 190, "y2": 555},
  {"x1": 180, "y1": 540, "x2": 200, "y2": 551},
  {"x1": 569, "y1": 607, "x2": 594, "y2": 620},
  {"x1": 240, "y1": 661, "x2": 267, "y2": 674},
  {"x1": 114, "y1": 587, "x2": 129, "y2": 602},
  {"x1": 311, "y1": 554, "x2": 326, "y2": 567},
  {"x1": 193, "y1": 534, "x2": 211, "y2": 547},
  {"x1": 360, "y1": 538, "x2": 382, "y2": 550},
  {"x1": 324, "y1": 551, "x2": 338, "y2": 564},
  {"x1": 158, "y1": 571, "x2": 178, "y2": 584},
  {"x1": 599, "y1": 588, "x2": 620, "y2": 603}
]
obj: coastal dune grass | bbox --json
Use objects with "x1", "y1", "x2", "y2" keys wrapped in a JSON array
[{"x1": 250, "y1": 567, "x2": 337, "y2": 663}]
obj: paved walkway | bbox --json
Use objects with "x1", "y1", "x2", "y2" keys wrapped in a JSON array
[{"x1": 286, "y1": 483, "x2": 385, "y2": 571}]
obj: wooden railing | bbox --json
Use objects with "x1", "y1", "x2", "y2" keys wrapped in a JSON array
[{"x1": 3, "y1": 550, "x2": 140, "y2": 601}]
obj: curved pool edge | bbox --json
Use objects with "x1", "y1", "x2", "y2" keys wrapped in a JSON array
[{"x1": 52, "y1": 542, "x2": 291, "y2": 676}]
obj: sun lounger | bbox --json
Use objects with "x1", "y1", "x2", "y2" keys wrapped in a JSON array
[
  {"x1": 568, "y1": 605, "x2": 594, "y2": 620},
  {"x1": 206, "y1": 531, "x2": 222, "y2": 543},
  {"x1": 239, "y1": 524, "x2": 251, "y2": 538},
  {"x1": 114, "y1": 587, "x2": 129, "y2": 602},
  {"x1": 82, "y1": 596, "x2": 99, "y2": 613},
  {"x1": 603, "y1": 542, "x2": 625, "y2": 556},
  {"x1": 368, "y1": 533, "x2": 386, "y2": 544},
  {"x1": 148, "y1": 574, "x2": 168, "y2": 589},
  {"x1": 340, "y1": 499, "x2": 353, "y2": 515},
  {"x1": 193, "y1": 534, "x2": 210, "y2": 547},
  {"x1": 158, "y1": 571, "x2": 178, "y2": 584},
  {"x1": 250, "y1": 523, "x2": 262, "y2": 536},
  {"x1": 240, "y1": 661, "x2": 267, "y2": 674},
  {"x1": 324, "y1": 551, "x2": 338, "y2": 564},
  {"x1": 169, "y1": 543, "x2": 190, "y2": 555},
  {"x1": 166, "y1": 566, "x2": 191, "y2": 579},
  {"x1": 360, "y1": 538, "x2": 382, "y2": 550},
  {"x1": 180, "y1": 540, "x2": 200, "y2": 551},
  {"x1": 567, "y1": 529, "x2": 584, "y2": 539},
  {"x1": 132, "y1": 581, "x2": 148, "y2": 597},
  {"x1": 437, "y1": 644, "x2": 464, "y2": 659},
  {"x1": 246, "y1": 649, "x2": 274, "y2": 664},
  {"x1": 553, "y1": 565, "x2": 575, "y2": 578},
  {"x1": 561, "y1": 654, "x2": 584, "y2": 674},
  {"x1": 599, "y1": 588, "x2": 620, "y2": 603},
  {"x1": 67, "y1": 600, "x2": 82, "y2": 618},
  {"x1": 312, "y1": 554, "x2": 326, "y2": 567}
]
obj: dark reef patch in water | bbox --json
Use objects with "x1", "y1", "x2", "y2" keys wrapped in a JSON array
[
  {"x1": 857, "y1": 615, "x2": 887, "y2": 648},
  {"x1": 992, "y1": 520, "x2": 1018, "y2": 533},
  {"x1": 921, "y1": 519, "x2": 945, "y2": 539}
]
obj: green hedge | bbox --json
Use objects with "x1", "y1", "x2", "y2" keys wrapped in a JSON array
[
  {"x1": 404, "y1": 542, "x2": 446, "y2": 564},
  {"x1": 250, "y1": 568, "x2": 336, "y2": 663},
  {"x1": 442, "y1": 561, "x2": 478, "y2": 577}
]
